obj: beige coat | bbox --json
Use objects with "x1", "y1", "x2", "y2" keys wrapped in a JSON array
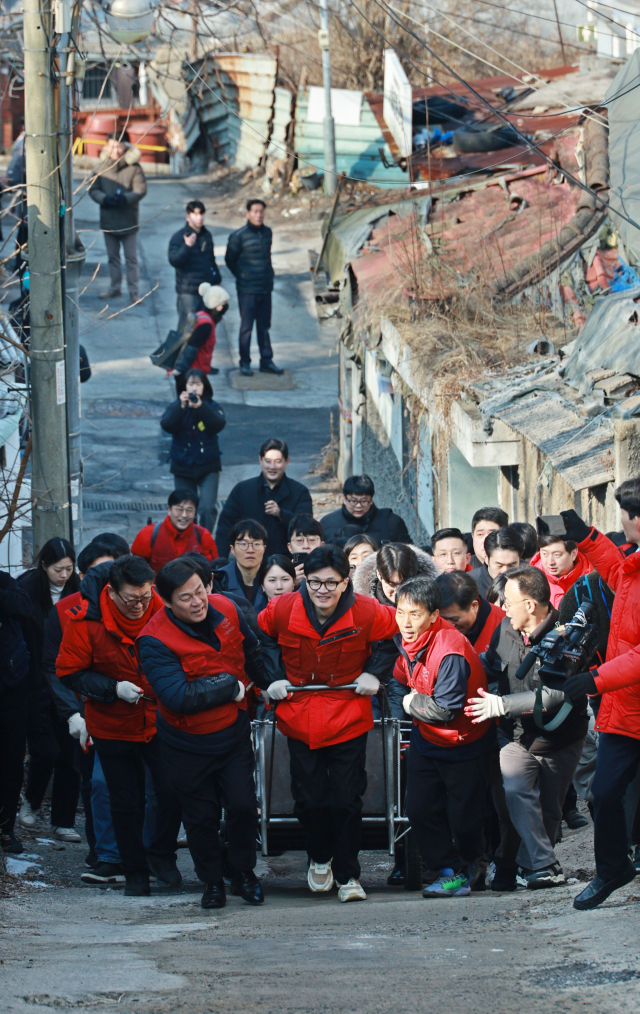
[{"x1": 88, "y1": 144, "x2": 147, "y2": 236}]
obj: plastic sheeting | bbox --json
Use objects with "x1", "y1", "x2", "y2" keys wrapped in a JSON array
[
  {"x1": 559, "y1": 286, "x2": 640, "y2": 384},
  {"x1": 605, "y1": 52, "x2": 640, "y2": 267}
]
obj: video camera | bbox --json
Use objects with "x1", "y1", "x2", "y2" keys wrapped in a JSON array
[{"x1": 515, "y1": 601, "x2": 599, "y2": 729}]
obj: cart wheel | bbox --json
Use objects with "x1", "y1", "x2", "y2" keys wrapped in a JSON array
[{"x1": 403, "y1": 829, "x2": 423, "y2": 891}]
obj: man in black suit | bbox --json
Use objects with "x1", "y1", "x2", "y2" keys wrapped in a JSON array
[{"x1": 215, "y1": 439, "x2": 313, "y2": 557}]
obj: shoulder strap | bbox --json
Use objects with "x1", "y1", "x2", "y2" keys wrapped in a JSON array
[
  {"x1": 151, "y1": 521, "x2": 161, "y2": 548},
  {"x1": 194, "y1": 525, "x2": 203, "y2": 545}
]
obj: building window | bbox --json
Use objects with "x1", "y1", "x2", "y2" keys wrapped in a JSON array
[{"x1": 82, "y1": 63, "x2": 113, "y2": 102}]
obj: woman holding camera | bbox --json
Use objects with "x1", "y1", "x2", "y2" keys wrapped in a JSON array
[{"x1": 160, "y1": 368, "x2": 226, "y2": 533}]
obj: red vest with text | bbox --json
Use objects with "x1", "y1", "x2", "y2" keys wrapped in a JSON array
[
  {"x1": 191, "y1": 310, "x2": 217, "y2": 373},
  {"x1": 394, "y1": 615, "x2": 491, "y2": 747},
  {"x1": 139, "y1": 593, "x2": 247, "y2": 735}
]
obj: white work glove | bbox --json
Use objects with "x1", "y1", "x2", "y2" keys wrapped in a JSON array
[
  {"x1": 354, "y1": 672, "x2": 380, "y2": 696},
  {"x1": 265, "y1": 680, "x2": 291, "y2": 702},
  {"x1": 116, "y1": 680, "x2": 143, "y2": 704},
  {"x1": 67, "y1": 713, "x2": 89, "y2": 750},
  {"x1": 402, "y1": 688, "x2": 418, "y2": 715},
  {"x1": 464, "y1": 688, "x2": 505, "y2": 723},
  {"x1": 233, "y1": 681, "x2": 245, "y2": 703}
]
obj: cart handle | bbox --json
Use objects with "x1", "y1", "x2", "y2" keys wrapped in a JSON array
[{"x1": 285, "y1": 683, "x2": 359, "y2": 692}]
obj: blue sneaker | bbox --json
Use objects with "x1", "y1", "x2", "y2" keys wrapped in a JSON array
[{"x1": 422, "y1": 868, "x2": 471, "y2": 898}]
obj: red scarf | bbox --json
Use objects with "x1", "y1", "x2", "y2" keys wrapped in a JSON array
[
  {"x1": 101, "y1": 586, "x2": 155, "y2": 641},
  {"x1": 402, "y1": 624, "x2": 436, "y2": 660}
]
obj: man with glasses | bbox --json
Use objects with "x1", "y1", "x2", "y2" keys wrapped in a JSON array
[
  {"x1": 57, "y1": 555, "x2": 182, "y2": 897},
  {"x1": 465, "y1": 565, "x2": 588, "y2": 892},
  {"x1": 287, "y1": 514, "x2": 325, "y2": 586},
  {"x1": 132, "y1": 488, "x2": 218, "y2": 573},
  {"x1": 320, "y1": 475, "x2": 411, "y2": 545},
  {"x1": 216, "y1": 520, "x2": 268, "y2": 611},
  {"x1": 431, "y1": 528, "x2": 472, "y2": 574},
  {"x1": 258, "y1": 545, "x2": 398, "y2": 902},
  {"x1": 216, "y1": 439, "x2": 313, "y2": 558}
]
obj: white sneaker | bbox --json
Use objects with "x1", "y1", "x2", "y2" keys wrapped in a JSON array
[
  {"x1": 52, "y1": 826, "x2": 81, "y2": 843},
  {"x1": 18, "y1": 801, "x2": 37, "y2": 828},
  {"x1": 337, "y1": 878, "x2": 367, "y2": 902},
  {"x1": 308, "y1": 860, "x2": 334, "y2": 892}
]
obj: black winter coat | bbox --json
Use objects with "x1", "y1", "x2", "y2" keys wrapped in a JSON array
[
  {"x1": 161, "y1": 397, "x2": 226, "y2": 480},
  {"x1": 168, "y1": 225, "x2": 221, "y2": 295},
  {"x1": 224, "y1": 223, "x2": 274, "y2": 294},
  {"x1": 0, "y1": 570, "x2": 31, "y2": 691},
  {"x1": 17, "y1": 569, "x2": 80, "y2": 712},
  {"x1": 215, "y1": 473, "x2": 313, "y2": 557},
  {"x1": 321, "y1": 503, "x2": 411, "y2": 545}
]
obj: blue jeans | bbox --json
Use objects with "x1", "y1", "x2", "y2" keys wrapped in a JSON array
[{"x1": 91, "y1": 752, "x2": 159, "y2": 863}]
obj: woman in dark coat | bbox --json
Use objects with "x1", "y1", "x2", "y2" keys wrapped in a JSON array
[
  {"x1": 17, "y1": 537, "x2": 81, "y2": 840},
  {"x1": 160, "y1": 368, "x2": 226, "y2": 533}
]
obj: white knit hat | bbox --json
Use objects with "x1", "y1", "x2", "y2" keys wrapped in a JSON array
[{"x1": 198, "y1": 282, "x2": 230, "y2": 310}]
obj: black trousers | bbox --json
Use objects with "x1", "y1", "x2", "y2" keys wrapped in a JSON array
[
  {"x1": 93, "y1": 736, "x2": 181, "y2": 875},
  {"x1": 26, "y1": 701, "x2": 80, "y2": 827},
  {"x1": 238, "y1": 292, "x2": 273, "y2": 366},
  {"x1": 288, "y1": 732, "x2": 368, "y2": 883},
  {"x1": 406, "y1": 743, "x2": 491, "y2": 873},
  {"x1": 78, "y1": 744, "x2": 96, "y2": 853},
  {"x1": 592, "y1": 732, "x2": 640, "y2": 881},
  {"x1": 0, "y1": 683, "x2": 27, "y2": 837},
  {"x1": 160, "y1": 730, "x2": 258, "y2": 884}
]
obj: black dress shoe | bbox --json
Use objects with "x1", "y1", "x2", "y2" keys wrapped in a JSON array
[
  {"x1": 202, "y1": 881, "x2": 226, "y2": 909},
  {"x1": 563, "y1": 808, "x2": 589, "y2": 829},
  {"x1": 239, "y1": 363, "x2": 253, "y2": 377},
  {"x1": 386, "y1": 864, "x2": 405, "y2": 886},
  {"x1": 1, "y1": 832, "x2": 24, "y2": 854},
  {"x1": 259, "y1": 361, "x2": 284, "y2": 375},
  {"x1": 573, "y1": 861, "x2": 636, "y2": 910},
  {"x1": 490, "y1": 867, "x2": 517, "y2": 892},
  {"x1": 148, "y1": 855, "x2": 182, "y2": 887},
  {"x1": 124, "y1": 872, "x2": 151, "y2": 897},
  {"x1": 230, "y1": 869, "x2": 265, "y2": 905}
]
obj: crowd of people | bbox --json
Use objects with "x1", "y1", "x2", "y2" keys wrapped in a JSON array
[{"x1": 3, "y1": 452, "x2": 640, "y2": 916}]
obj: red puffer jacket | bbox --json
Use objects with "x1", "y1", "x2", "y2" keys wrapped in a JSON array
[
  {"x1": 578, "y1": 528, "x2": 640, "y2": 739},
  {"x1": 258, "y1": 591, "x2": 397, "y2": 749},
  {"x1": 531, "y1": 550, "x2": 593, "y2": 609}
]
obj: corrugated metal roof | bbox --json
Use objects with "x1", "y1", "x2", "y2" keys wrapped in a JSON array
[
  {"x1": 294, "y1": 88, "x2": 408, "y2": 186},
  {"x1": 185, "y1": 52, "x2": 277, "y2": 169}
]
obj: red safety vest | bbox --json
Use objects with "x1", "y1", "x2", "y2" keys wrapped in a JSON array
[
  {"x1": 56, "y1": 591, "x2": 82, "y2": 633},
  {"x1": 191, "y1": 310, "x2": 216, "y2": 374},
  {"x1": 149, "y1": 516, "x2": 205, "y2": 573},
  {"x1": 139, "y1": 593, "x2": 247, "y2": 736},
  {"x1": 474, "y1": 601, "x2": 506, "y2": 654},
  {"x1": 394, "y1": 616, "x2": 491, "y2": 748}
]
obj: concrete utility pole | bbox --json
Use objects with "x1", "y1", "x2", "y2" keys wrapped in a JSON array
[
  {"x1": 318, "y1": 0, "x2": 337, "y2": 196},
  {"x1": 24, "y1": 0, "x2": 71, "y2": 552}
]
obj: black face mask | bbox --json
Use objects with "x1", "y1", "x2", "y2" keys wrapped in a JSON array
[{"x1": 211, "y1": 305, "x2": 229, "y2": 323}]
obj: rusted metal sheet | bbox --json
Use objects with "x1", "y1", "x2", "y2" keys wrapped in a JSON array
[
  {"x1": 294, "y1": 88, "x2": 407, "y2": 186},
  {"x1": 267, "y1": 87, "x2": 292, "y2": 159},
  {"x1": 184, "y1": 52, "x2": 277, "y2": 168}
]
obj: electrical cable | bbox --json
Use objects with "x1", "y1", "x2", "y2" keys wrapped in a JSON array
[{"x1": 348, "y1": 0, "x2": 640, "y2": 229}]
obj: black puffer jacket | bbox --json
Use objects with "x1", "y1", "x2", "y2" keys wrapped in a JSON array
[
  {"x1": 0, "y1": 570, "x2": 31, "y2": 691},
  {"x1": 168, "y1": 225, "x2": 221, "y2": 295},
  {"x1": 225, "y1": 223, "x2": 274, "y2": 294},
  {"x1": 17, "y1": 569, "x2": 80, "y2": 707},
  {"x1": 321, "y1": 503, "x2": 411, "y2": 545},
  {"x1": 160, "y1": 396, "x2": 226, "y2": 480}
]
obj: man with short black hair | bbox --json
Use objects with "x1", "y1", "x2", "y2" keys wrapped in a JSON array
[
  {"x1": 432, "y1": 528, "x2": 471, "y2": 573},
  {"x1": 216, "y1": 520, "x2": 268, "y2": 611},
  {"x1": 258, "y1": 545, "x2": 398, "y2": 902},
  {"x1": 216, "y1": 439, "x2": 313, "y2": 557},
  {"x1": 57, "y1": 555, "x2": 182, "y2": 896},
  {"x1": 225, "y1": 199, "x2": 283, "y2": 377},
  {"x1": 169, "y1": 199, "x2": 222, "y2": 332},
  {"x1": 138, "y1": 558, "x2": 268, "y2": 910},
  {"x1": 467, "y1": 564, "x2": 588, "y2": 892},
  {"x1": 531, "y1": 533, "x2": 593, "y2": 608},
  {"x1": 470, "y1": 507, "x2": 509, "y2": 568},
  {"x1": 288, "y1": 514, "x2": 325, "y2": 585},
  {"x1": 436, "y1": 571, "x2": 504, "y2": 653},
  {"x1": 470, "y1": 526, "x2": 522, "y2": 597},
  {"x1": 132, "y1": 489, "x2": 218, "y2": 572},
  {"x1": 320, "y1": 474, "x2": 411, "y2": 545}
]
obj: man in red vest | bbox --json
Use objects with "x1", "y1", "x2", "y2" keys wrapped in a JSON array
[
  {"x1": 258, "y1": 544, "x2": 397, "y2": 903},
  {"x1": 57, "y1": 555, "x2": 182, "y2": 897},
  {"x1": 394, "y1": 575, "x2": 494, "y2": 898},
  {"x1": 131, "y1": 488, "x2": 217, "y2": 573},
  {"x1": 138, "y1": 557, "x2": 268, "y2": 910},
  {"x1": 436, "y1": 571, "x2": 504, "y2": 653}
]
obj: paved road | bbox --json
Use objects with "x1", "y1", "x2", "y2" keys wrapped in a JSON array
[{"x1": 73, "y1": 171, "x2": 338, "y2": 546}]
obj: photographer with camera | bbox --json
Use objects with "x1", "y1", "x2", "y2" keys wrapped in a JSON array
[
  {"x1": 560, "y1": 480, "x2": 640, "y2": 909},
  {"x1": 466, "y1": 566, "x2": 589, "y2": 890}
]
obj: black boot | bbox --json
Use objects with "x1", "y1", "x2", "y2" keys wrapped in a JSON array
[
  {"x1": 148, "y1": 855, "x2": 182, "y2": 887},
  {"x1": 230, "y1": 869, "x2": 264, "y2": 905},
  {"x1": 124, "y1": 872, "x2": 151, "y2": 897},
  {"x1": 563, "y1": 807, "x2": 589, "y2": 829},
  {"x1": 202, "y1": 881, "x2": 226, "y2": 909}
]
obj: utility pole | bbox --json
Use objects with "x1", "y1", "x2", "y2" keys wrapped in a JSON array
[
  {"x1": 24, "y1": 0, "x2": 71, "y2": 552},
  {"x1": 318, "y1": 0, "x2": 337, "y2": 197}
]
